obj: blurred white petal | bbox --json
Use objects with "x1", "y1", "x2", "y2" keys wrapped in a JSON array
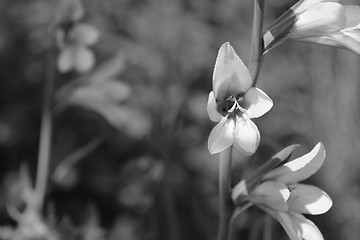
[
  {"x1": 207, "y1": 91, "x2": 222, "y2": 122},
  {"x1": 74, "y1": 47, "x2": 95, "y2": 73},
  {"x1": 244, "y1": 87, "x2": 273, "y2": 118},
  {"x1": 263, "y1": 143, "x2": 325, "y2": 184},
  {"x1": 57, "y1": 48, "x2": 74, "y2": 73},
  {"x1": 287, "y1": 184, "x2": 332, "y2": 215},
  {"x1": 71, "y1": 24, "x2": 99, "y2": 45},
  {"x1": 212, "y1": 42, "x2": 252, "y2": 100},
  {"x1": 208, "y1": 117, "x2": 235, "y2": 154},
  {"x1": 250, "y1": 181, "x2": 290, "y2": 212},
  {"x1": 233, "y1": 118, "x2": 260, "y2": 155}
]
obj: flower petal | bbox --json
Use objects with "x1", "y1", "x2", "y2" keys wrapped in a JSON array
[
  {"x1": 261, "y1": 208, "x2": 302, "y2": 240},
  {"x1": 344, "y1": 6, "x2": 360, "y2": 28},
  {"x1": 337, "y1": 28, "x2": 360, "y2": 55},
  {"x1": 292, "y1": 0, "x2": 340, "y2": 15},
  {"x1": 207, "y1": 91, "x2": 222, "y2": 122},
  {"x1": 208, "y1": 117, "x2": 235, "y2": 154},
  {"x1": 212, "y1": 42, "x2": 252, "y2": 101},
  {"x1": 287, "y1": 183, "x2": 332, "y2": 215},
  {"x1": 57, "y1": 48, "x2": 74, "y2": 73},
  {"x1": 249, "y1": 144, "x2": 301, "y2": 185},
  {"x1": 232, "y1": 118, "x2": 260, "y2": 156},
  {"x1": 73, "y1": 47, "x2": 96, "y2": 73},
  {"x1": 244, "y1": 87, "x2": 273, "y2": 118},
  {"x1": 291, "y1": 2, "x2": 345, "y2": 39},
  {"x1": 299, "y1": 32, "x2": 360, "y2": 56},
  {"x1": 70, "y1": 24, "x2": 99, "y2": 45},
  {"x1": 231, "y1": 179, "x2": 249, "y2": 204},
  {"x1": 263, "y1": 142, "x2": 325, "y2": 184},
  {"x1": 250, "y1": 181, "x2": 290, "y2": 212},
  {"x1": 289, "y1": 211, "x2": 324, "y2": 240},
  {"x1": 265, "y1": 210, "x2": 324, "y2": 240}
]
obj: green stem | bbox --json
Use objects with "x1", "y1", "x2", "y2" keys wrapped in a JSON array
[
  {"x1": 249, "y1": 0, "x2": 265, "y2": 87},
  {"x1": 217, "y1": 147, "x2": 233, "y2": 240},
  {"x1": 52, "y1": 135, "x2": 105, "y2": 184},
  {"x1": 33, "y1": 36, "x2": 56, "y2": 212}
]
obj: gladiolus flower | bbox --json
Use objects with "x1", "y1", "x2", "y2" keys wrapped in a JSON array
[
  {"x1": 57, "y1": 23, "x2": 99, "y2": 73},
  {"x1": 207, "y1": 42, "x2": 273, "y2": 155},
  {"x1": 263, "y1": 0, "x2": 360, "y2": 56},
  {"x1": 232, "y1": 143, "x2": 332, "y2": 240}
]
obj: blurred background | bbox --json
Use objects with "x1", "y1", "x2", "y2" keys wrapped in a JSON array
[{"x1": 1, "y1": 0, "x2": 360, "y2": 239}]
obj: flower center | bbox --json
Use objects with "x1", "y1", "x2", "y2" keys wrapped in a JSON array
[{"x1": 217, "y1": 94, "x2": 247, "y2": 117}]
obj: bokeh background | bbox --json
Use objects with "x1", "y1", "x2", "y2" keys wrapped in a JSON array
[{"x1": 1, "y1": 0, "x2": 360, "y2": 239}]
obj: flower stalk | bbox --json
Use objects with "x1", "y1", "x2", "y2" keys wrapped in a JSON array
[
  {"x1": 217, "y1": 147, "x2": 233, "y2": 240},
  {"x1": 249, "y1": 0, "x2": 265, "y2": 87},
  {"x1": 33, "y1": 30, "x2": 56, "y2": 212}
]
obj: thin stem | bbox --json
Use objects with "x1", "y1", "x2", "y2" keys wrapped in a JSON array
[
  {"x1": 249, "y1": 0, "x2": 265, "y2": 87},
  {"x1": 52, "y1": 135, "x2": 105, "y2": 184},
  {"x1": 33, "y1": 34, "x2": 56, "y2": 212},
  {"x1": 217, "y1": 147, "x2": 233, "y2": 240}
]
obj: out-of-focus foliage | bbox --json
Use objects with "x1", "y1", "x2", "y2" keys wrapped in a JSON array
[{"x1": 1, "y1": 0, "x2": 360, "y2": 239}]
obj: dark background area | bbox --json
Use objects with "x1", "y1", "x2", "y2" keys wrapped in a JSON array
[{"x1": 1, "y1": 0, "x2": 360, "y2": 239}]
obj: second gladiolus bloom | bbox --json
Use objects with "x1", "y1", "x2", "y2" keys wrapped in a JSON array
[
  {"x1": 232, "y1": 143, "x2": 332, "y2": 240},
  {"x1": 207, "y1": 42, "x2": 273, "y2": 155},
  {"x1": 263, "y1": 0, "x2": 360, "y2": 56}
]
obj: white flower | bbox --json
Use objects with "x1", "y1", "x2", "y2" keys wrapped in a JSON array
[
  {"x1": 207, "y1": 42, "x2": 273, "y2": 155},
  {"x1": 57, "y1": 23, "x2": 99, "y2": 73},
  {"x1": 232, "y1": 143, "x2": 332, "y2": 240},
  {"x1": 264, "y1": 0, "x2": 360, "y2": 55}
]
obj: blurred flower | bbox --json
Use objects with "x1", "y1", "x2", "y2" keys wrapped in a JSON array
[
  {"x1": 207, "y1": 42, "x2": 273, "y2": 155},
  {"x1": 263, "y1": 0, "x2": 360, "y2": 55},
  {"x1": 57, "y1": 23, "x2": 99, "y2": 73},
  {"x1": 232, "y1": 143, "x2": 332, "y2": 240}
]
